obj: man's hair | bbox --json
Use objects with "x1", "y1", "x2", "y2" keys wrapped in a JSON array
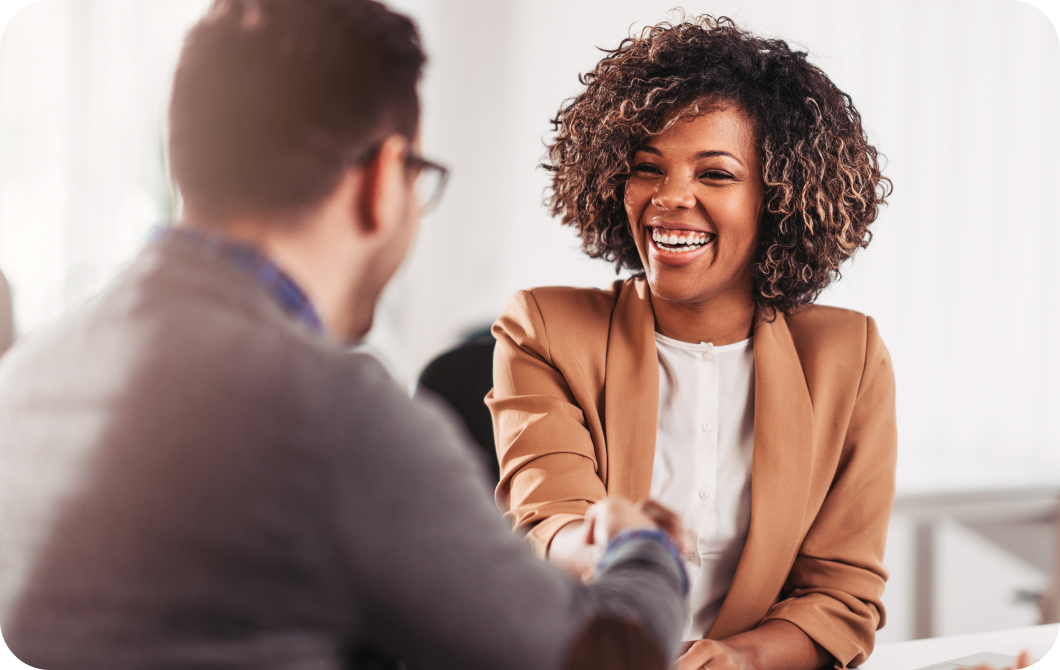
[{"x1": 169, "y1": 0, "x2": 425, "y2": 222}]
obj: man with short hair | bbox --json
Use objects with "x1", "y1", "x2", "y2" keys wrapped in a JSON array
[{"x1": 0, "y1": 1, "x2": 687, "y2": 669}]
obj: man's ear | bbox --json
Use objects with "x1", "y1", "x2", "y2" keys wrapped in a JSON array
[{"x1": 356, "y1": 134, "x2": 411, "y2": 237}]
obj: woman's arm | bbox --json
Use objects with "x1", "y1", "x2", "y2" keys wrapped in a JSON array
[
  {"x1": 754, "y1": 318, "x2": 896, "y2": 668},
  {"x1": 720, "y1": 317, "x2": 894, "y2": 670},
  {"x1": 676, "y1": 620, "x2": 829, "y2": 670},
  {"x1": 488, "y1": 290, "x2": 610, "y2": 555}
]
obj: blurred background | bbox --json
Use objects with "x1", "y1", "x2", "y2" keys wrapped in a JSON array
[{"x1": 0, "y1": 0, "x2": 1057, "y2": 646}]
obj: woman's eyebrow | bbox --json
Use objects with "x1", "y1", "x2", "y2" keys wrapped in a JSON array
[
  {"x1": 635, "y1": 146, "x2": 739, "y2": 161},
  {"x1": 694, "y1": 150, "x2": 737, "y2": 160}
]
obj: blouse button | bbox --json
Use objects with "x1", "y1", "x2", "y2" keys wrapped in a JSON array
[
  {"x1": 702, "y1": 422, "x2": 712, "y2": 433},
  {"x1": 702, "y1": 351, "x2": 714, "y2": 362},
  {"x1": 698, "y1": 489, "x2": 709, "y2": 499}
]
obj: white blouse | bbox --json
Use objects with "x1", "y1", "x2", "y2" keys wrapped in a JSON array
[{"x1": 650, "y1": 332, "x2": 755, "y2": 640}]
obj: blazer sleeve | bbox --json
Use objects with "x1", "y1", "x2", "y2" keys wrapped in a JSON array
[
  {"x1": 487, "y1": 290, "x2": 608, "y2": 557},
  {"x1": 760, "y1": 316, "x2": 897, "y2": 669}
]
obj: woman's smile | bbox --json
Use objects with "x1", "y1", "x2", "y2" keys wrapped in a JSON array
[{"x1": 648, "y1": 226, "x2": 715, "y2": 266}]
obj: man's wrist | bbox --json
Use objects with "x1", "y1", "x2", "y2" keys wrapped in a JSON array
[{"x1": 599, "y1": 528, "x2": 689, "y2": 595}]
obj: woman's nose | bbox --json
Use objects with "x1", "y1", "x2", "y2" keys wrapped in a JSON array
[{"x1": 651, "y1": 176, "x2": 696, "y2": 210}]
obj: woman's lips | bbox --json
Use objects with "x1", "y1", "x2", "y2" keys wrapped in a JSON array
[{"x1": 647, "y1": 226, "x2": 715, "y2": 267}]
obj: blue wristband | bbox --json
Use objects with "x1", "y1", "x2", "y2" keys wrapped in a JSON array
[{"x1": 599, "y1": 528, "x2": 690, "y2": 595}]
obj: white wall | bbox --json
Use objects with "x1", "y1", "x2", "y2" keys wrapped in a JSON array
[{"x1": 0, "y1": 0, "x2": 209, "y2": 331}]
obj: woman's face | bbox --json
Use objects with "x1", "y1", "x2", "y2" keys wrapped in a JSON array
[{"x1": 624, "y1": 105, "x2": 764, "y2": 308}]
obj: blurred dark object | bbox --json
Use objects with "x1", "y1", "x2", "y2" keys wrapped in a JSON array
[
  {"x1": 343, "y1": 645, "x2": 401, "y2": 670},
  {"x1": 415, "y1": 328, "x2": 498, "y2": 486},
  {"x1": 0, "y1": 268, "x2": 13, "y2": 357},
  {"x1": 561, "y1": 616, "x2": 665, "y2": 670}
]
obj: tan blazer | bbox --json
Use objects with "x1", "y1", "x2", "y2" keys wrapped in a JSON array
[{"x1": 487, "y1": 278, "x2": 897, "y2": 669}]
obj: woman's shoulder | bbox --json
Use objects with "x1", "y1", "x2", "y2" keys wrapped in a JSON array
[
  {"x1": 500, "y1": 279, "x2": 634, "y2": 329},
  {"x1": 495, "y1": 280, "x2": 641, "y2": 360},
  {"x1": 784, "y1": 303, "x2": 874, "y2": 332},
  {"x1": 783, "y1": 304, "x2": 888, "y2": 370}
]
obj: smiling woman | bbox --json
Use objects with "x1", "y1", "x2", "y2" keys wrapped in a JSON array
[{"x1": 489, "y1": 15, "x2": 895, "y2": 670}]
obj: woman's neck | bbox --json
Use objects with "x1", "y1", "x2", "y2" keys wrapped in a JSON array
[{"x1": 650, "y1": 289, "x2": 755, "y2": 346}]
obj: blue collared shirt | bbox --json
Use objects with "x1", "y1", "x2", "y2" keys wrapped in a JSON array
[{"x1": 155, "y1": 226, "x2": 324, "y2": 335}]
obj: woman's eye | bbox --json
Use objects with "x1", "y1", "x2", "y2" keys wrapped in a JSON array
[
  {"x1": 700, "y1": 170, "x2": 735, "y2": 181},
  {"x1": 634, "y1": 163, "x2": 662, "y2": 175}
]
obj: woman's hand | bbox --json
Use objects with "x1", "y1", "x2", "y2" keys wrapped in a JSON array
[
  {"x1": 675, "y1": 639, "x2": 755, "y2": 670},
  {"x1": 583, "y1": 497, "x2": 657, "y2": 548},
  {"x1": 674, "y1": 620, "x2": 830, "y2": 670}
]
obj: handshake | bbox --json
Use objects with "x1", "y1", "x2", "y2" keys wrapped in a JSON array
[{"x1": 553, "y1": 497, "x2": 690, "y2": 583}]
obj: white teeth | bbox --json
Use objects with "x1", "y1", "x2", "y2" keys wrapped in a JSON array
[{"x1": 651, "y1": 228, "x2": 714, "y2": 251}]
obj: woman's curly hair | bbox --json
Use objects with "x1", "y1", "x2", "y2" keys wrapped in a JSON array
[{"x1": 545, "y1": 15, "x2": 891, "y2": 316}]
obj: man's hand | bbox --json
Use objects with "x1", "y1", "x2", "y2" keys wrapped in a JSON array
[
  {"x1": 675, "y1": 639, "x2": 755, "y2": 670},
  {"x1": 636, "y1": 499, "x2": 691, "y2": 552}
]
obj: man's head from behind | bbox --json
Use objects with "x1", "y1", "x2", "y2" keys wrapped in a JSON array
[
  {"x1": 169, "y1": 0, "x2": 427, "y2": 341},
  {"x1": 170, "y1": 0, "x2": 423, "y2": 222}
]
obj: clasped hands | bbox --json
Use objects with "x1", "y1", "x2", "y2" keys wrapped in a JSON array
[
  {"x1": 550, "y1": 497, "x2": 758, "y2": 670},
  {"x1": 574, "y1": 497, "x2": 689, "y2": 582}
]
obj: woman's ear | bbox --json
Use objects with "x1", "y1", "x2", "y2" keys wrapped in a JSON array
[{"x1": 356, "y1": 134, "x2": 412, "y2": 238}]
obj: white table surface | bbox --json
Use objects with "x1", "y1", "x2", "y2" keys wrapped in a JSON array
[{"x1": 858, "y1": 624, "x2": 1059, "y2": 670}]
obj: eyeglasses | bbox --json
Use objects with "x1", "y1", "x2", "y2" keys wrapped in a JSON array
[
  {"x1": 404, "y1": 152, "x2": 449, "y2": 214},
  {"x1": 350, "y1": 144, "x2": 449, "y2": 215}
]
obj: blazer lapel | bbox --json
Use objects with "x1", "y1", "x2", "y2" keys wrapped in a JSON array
[
  {"x1": 602, "y1": 279, "x2": 659, "y2": 500},
  {"x1": 708, "y1": 311, "x2": 815, "y2": 640}
]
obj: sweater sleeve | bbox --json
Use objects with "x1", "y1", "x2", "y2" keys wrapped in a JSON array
[
  {"x1": 326, "y1": 355, "x2": 686, "y2": 670},
  {"x1": 760, "y1": 317, "x2": 897, "y2": 669},
  {"x1": 487, "y1": 290, "x2": 608, "y2": 556}
]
